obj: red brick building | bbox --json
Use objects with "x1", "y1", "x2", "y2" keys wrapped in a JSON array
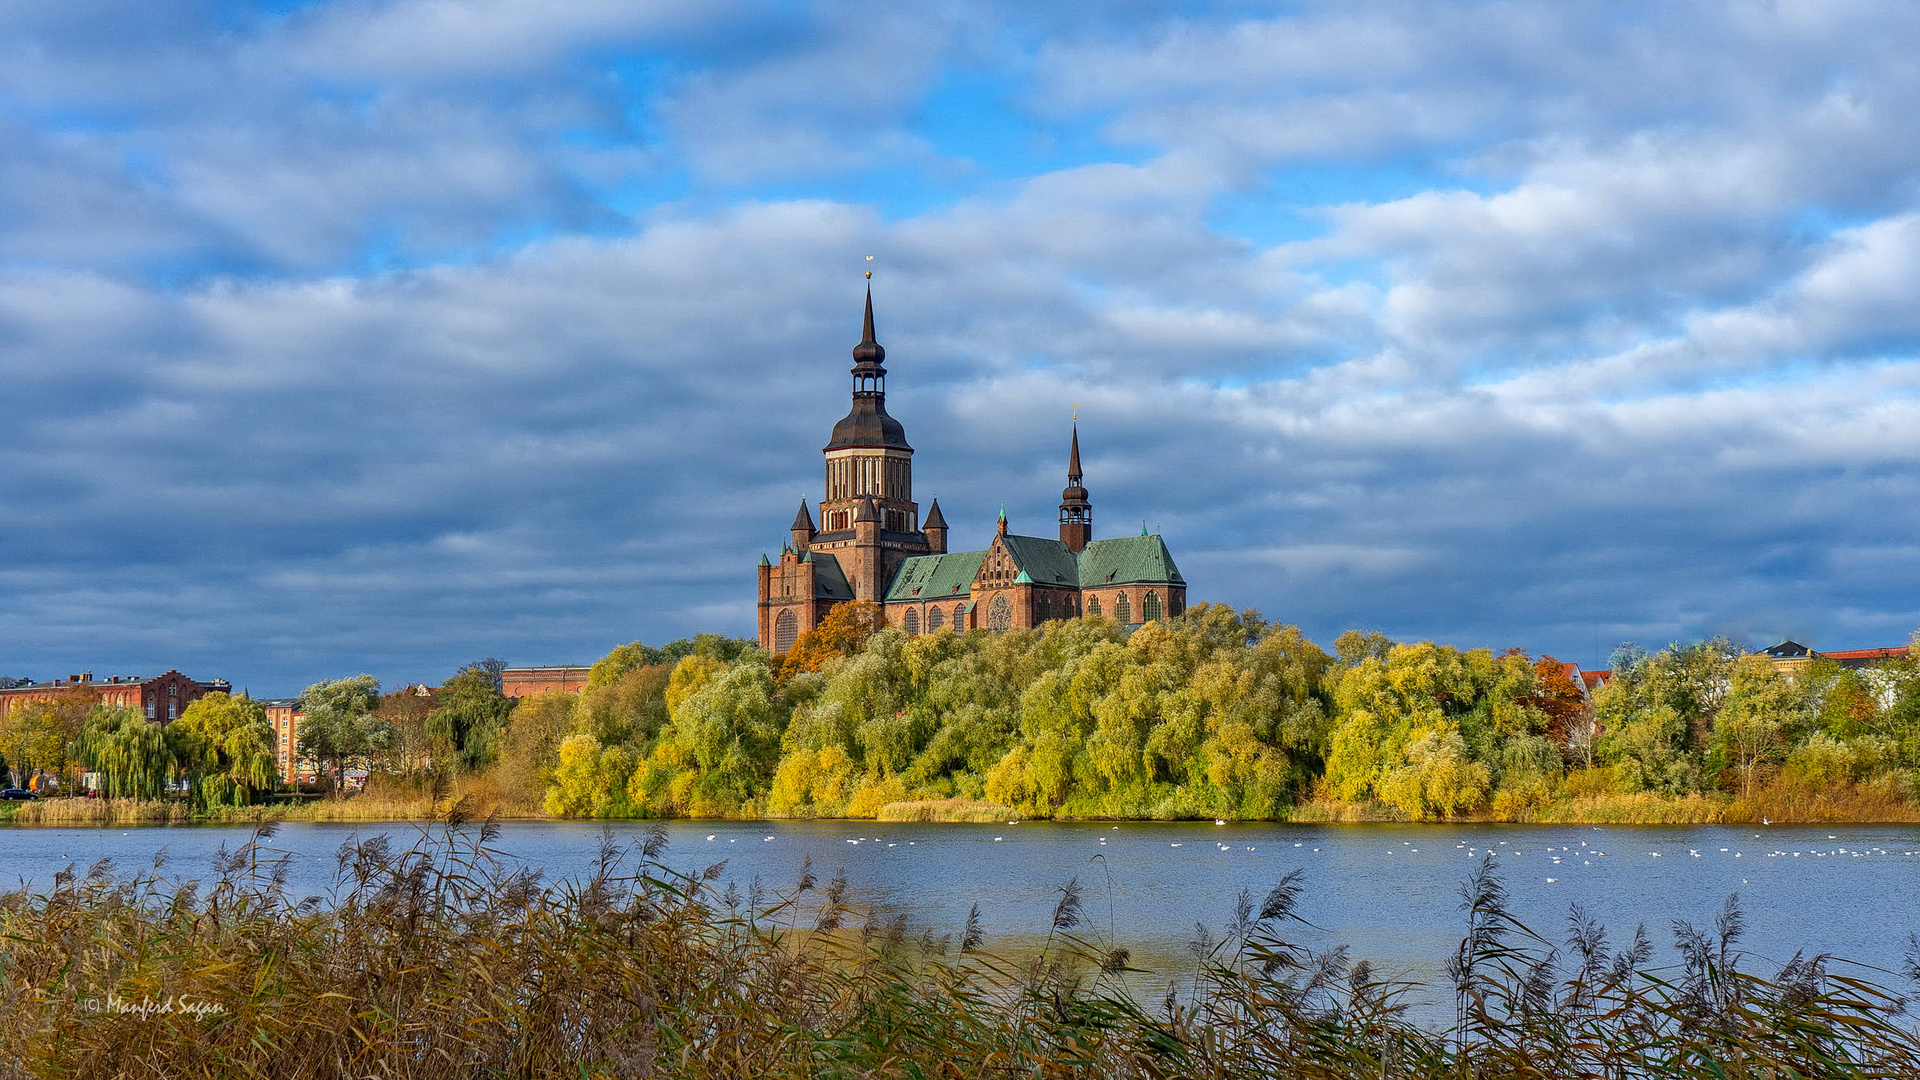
[
  {"x1": 757, "y1": 289, "x2": 1186, "y2": 654},
  {"x1": 500, "y1": 665, "x2": 593, "y2": 698},
  {"x1": 0, "y1": 670, "x2": 230, "y2": 723}
]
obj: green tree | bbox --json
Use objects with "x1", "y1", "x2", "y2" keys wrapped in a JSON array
[
  {"x1": 72, "y1": 707, "x2": 177, "y2": 799},
  {"x1": 173, "y1": 693, "x2": 278, "y2": 807},
  {"x1": 430, "y1": 663, "x2": 515, "y2": 771},
  {"x1": 297, "y1": 675, "x2": 387, "y2": 795},
  {"x1": 1711, "y1": 655, "x2": 1808, "y2": 796}
]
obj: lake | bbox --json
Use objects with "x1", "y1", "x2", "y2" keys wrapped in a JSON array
[{"x1": 5, "y1": 819, "x2": 1917, "y2": 1007}]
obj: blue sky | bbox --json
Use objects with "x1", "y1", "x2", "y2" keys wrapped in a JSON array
[{"x1": 3, "y1": 0, "x2": 1919, "y2": 694}]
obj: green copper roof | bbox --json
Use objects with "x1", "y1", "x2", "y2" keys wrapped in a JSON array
[
  {"x1": 1076, "y1": 534, "x2": 1184, "y2": 587},
  {"x1": 884, "y1": 549, "x2": 985, "y2": 602},
  {"x1": 882, "y1": 533, "x2": 1183, "y2": 602},
  {"x1": 1000, "y1": 534, "x2": 1079, "y2": 586}
]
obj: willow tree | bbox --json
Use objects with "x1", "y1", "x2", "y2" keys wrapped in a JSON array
[
  {"x1": 174, "y1": 693, "x2": 278, "y2": 807},
  {"x1": 72, "y1": 707, "x2": 176, "y2": 799}
]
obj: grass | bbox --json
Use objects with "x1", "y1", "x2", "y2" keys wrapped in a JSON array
[{"x1": 4, "y1": 805, "x2": 1920, "y2": 1078}]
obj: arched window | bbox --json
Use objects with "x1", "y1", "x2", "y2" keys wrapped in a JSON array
[
  {"x1": 774, "y1": 610, "x2": 799, "y2": 653},
  {"x1": 903, "y1": 608, "x2": 921, "y2": 636},
  {"x1": 1144, "y1": 590, "x2": 1162, "y2": 623},
  {"x1": 1114, "y1": 591, "x2": 1132, "y2": 624},
  {"x1": 1170, "y1": 593, "x2": 1183, "y2": 617},
  {"x1": 988, "y1": 594, "x2": 1012, "y2": 632},
  {"x1": 927, "y1": 607, "x2": 944, "y2": 632},
  {"x1": 954, "y1": 604, "x2": 966, "y2": 629},
  {"x1": 1087, "y1": 595, "x2": 1101, "y2": 618}
]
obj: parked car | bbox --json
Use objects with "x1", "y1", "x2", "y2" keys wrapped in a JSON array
[{"x1": 0, "y1": 788, "x2": 39, "y2": 800}]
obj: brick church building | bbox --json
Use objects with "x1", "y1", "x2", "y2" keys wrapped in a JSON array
[{"x1": 756, "y1": 289, "x2": 1186, "y2": 654}]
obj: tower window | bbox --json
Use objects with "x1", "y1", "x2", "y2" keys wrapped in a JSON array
[
  {"x1": 903, "y1": 608, "x2": 921, "y2": 636},
  {"x1": 1144, "y1": 590, "x2": 1162, "y2": 623},
  {"x1": 774, "y1": 610, "x2": 799, "y2": 654}
]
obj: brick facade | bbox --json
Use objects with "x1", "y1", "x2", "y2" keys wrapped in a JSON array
[
  {"x1": 0, "y1": 669, "x2": 230, "y2": 724},
  {"x1": 758, "y1": 290, "x2": 1187, "y2": 653},
  {"x1": 500, "y1": 665, "x2": 593, "y2": 698}
]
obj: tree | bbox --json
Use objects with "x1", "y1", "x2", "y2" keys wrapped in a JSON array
[
  {"x1": 781, "y1": 602, "x2": 885, "y2": 677},
  {"x1": 72, "y1": 707, "x2": 176, "y2": 799},
  {"x1": 430, "y1": 663, "x2": 514, "y2": 771},
  {"x1": 0, "y1": 689, "x2": 92, "y2": 787},
  {"x1": 173, "y1": 693, "x2": 278, "y2": 807},
  {"x1": 297, "y1": 675, "x2": 387, "y2": 795},
  {"x1": 375, "y1": 687, "x2": 437, "y2": 774}
]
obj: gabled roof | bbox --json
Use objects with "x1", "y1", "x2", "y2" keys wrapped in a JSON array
[
  {"x1": 883, "y1": 532, "x2": 1184, "y2": 602},
  {"x1": 806, "y1": 551, "x2": 855, "y2": 600},
  {"x1": 1000, "y1": 533, "x2": 1079, "y2": 587},
  {"x1": 884, "y1": 549, "x2": 986, "y2": 602},
  {"x1": 1076, "y1": 534, "x2": 1184, "y2": 587},
  {"x1": 1763, "y1": 640, "x2": 1811, "y2": 658}
]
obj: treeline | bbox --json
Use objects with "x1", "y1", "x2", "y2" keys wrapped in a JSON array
[
  {"x1": 509, "y1": 603, "x2": 1920, "y2": 821},
  {"x1": 0, "y1": 662, "x2": 517, "y2": 807}
]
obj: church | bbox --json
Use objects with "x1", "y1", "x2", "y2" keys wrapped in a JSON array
[{"x1": 756, "y1": 288, "x2": 1187, "y2": 655}]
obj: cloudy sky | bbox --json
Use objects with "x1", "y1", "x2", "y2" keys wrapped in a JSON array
[{"x1": 2, "y1": 0, "x2": 1918, "y2": 693}]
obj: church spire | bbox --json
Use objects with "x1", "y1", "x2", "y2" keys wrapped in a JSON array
[
  {"x1": 1059, "y1": 421, "x2": 1092, "y2": 553},
  {"x1": 825, "y1": 283, "x2": 910, "y2": 451}
]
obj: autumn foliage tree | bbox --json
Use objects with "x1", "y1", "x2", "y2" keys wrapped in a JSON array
[{"x1": 778, "y1": 602, "x2": 886, "y2": 680}]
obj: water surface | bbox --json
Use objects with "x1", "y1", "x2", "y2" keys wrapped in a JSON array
[{"x1": 6, "y1": 819, "x2": 1916, "y2": 1002}]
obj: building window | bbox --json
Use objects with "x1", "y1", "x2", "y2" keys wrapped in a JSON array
[
  {"x1": 145, "y1": 702, "x2": 154, "y2": 719},
  {"x1": 988, "y1": 594, "x2": 1012, "y2": 632},
  {"x1": 927, "y1": 607, "x2": 944, "y2": 632},
  {"x1": 1087, "y1": 595, "x2": 1101, "y2": 618},
  {"x1": 168, "y1": 702, "x2": 177, "y2": 720},
  {"x1": 774, "y1": 610, "x2": 800, "y2": 654},
  {"x1": 1170, "y1": 593, "x2": 1183, "y2": 617},
  {"x1": 903, "y1": 608, "x2": 921, "y2": 636},
  {"x1": 953, "y1": 603, "x2": 966, "y2": 629},
  {"x1": 1115, "y1": 591, "x2": 1132, "y2": 624},
  {"x1": 1145, "y1": 590, "x2": 1162, "y2": 623}
]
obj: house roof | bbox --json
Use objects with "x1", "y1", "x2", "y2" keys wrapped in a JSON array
[
  {"x1": 1763, "y1": 640, "x2": 1812, "y2": 658},
  {"x1": 883, "y1": 532, "x2": 1184, "y2": 603},
  {"x1": 1000, "y1": 533, "x2": 1080, "y2": 587},
  {"x1": 885, "y1": 549, "x2": 986, "y2": 602},
  {"x1": 1075, "y1": 534, "x2": 1184, "y2": 587},
  {"x1": 1814, "y1": 647, "x2": 1910, "y2": 661}
]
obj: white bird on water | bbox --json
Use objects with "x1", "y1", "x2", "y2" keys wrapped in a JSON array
[{"x1": 707, "y1": 835, "x2": 716, "y2": 841}]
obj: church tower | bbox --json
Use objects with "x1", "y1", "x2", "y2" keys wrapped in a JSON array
[
  {"x1": 1058, "y1": 423, "x2": 1092, "y2": 553},
  {"x1": 804, "y1": 285, "x2": 932, "y2": 601}
]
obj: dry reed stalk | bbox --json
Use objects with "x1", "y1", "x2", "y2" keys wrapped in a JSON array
[{"x1": 3, "y1": 811, "x2": 1918, "y2": 1078}]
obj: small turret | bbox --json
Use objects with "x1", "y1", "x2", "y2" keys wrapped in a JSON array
[
  {"x1": 924, "y1": 498, "x2": 948, "y2": 554},
  {"x1": 996, "y1": 505, "x2": 1009, "y2": 537},
  {"x1": 790, "y1": 498, "x2": 816, "y2": 553}
]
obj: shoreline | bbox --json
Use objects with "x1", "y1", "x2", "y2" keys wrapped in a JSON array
[{"x1": 6, "y1": 792, "x2": 1920, "y2": 827}]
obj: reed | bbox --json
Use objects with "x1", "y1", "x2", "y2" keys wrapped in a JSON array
[
  {"x1": 3, "y1": 806, "x2": 1917, "y2": 1078},
  {"x1": 875, "y1": 798, "x2": 1020, "y2": 822}
]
